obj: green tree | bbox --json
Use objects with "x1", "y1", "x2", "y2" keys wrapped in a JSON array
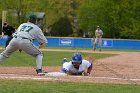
[
  {"x1": 0, "y1": 0, "x2": 139, "y2": 38},
  {"x1": 77, "y1": 0, "x2": 140, "y2": 39},
  {"x1": 0, "y1": 0, "x2": 48, "y2": 25},
  {"x1": 119, "y1": 0, "x2": 140, "y2": 39},
  {"x1": 46, "y1": 0, "x2": 81, "y2": 36},
  {"x1": 50, "y1": 16, "x2": 73, "y2": 36}
]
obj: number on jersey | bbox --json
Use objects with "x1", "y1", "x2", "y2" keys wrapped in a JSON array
[{"x1": 20, "y1": 25, "x2": 33, "y2": 32}]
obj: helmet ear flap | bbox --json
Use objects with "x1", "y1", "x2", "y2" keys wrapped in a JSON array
[{"x1": 79, "y1": 61, "x2": 82, "y2": 64}]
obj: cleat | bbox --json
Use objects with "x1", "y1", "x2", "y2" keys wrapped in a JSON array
[{"x1": 36, "y1": 69, "x2": 47, "y2": 75}]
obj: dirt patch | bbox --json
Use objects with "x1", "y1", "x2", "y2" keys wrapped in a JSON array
[{"x1": 0, "y1": 49, "x2": 140, "y2": 85}]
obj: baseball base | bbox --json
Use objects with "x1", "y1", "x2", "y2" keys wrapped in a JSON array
[{"x1": 45, "y1": 72, "x2": 67, "y2": 77}]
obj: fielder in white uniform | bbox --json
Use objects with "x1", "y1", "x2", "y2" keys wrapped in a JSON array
[
  {"x1": 61, "y1": 53, "x2": 93, "y2": 76},
  {"x1": 0, "y1": 14, "x2": 47, "y2": 75},
  {"x1": 93, "y1": 26, "x2": 103, "y2": 51}
]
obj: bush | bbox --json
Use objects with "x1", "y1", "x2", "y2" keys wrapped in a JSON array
[{"x1": 50, "y1": 17, "x2": 73, "y2": 36}]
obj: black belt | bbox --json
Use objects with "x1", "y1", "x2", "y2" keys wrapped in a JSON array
[
  {"x1": 14, "y1": 36, "x2": 32, "y2": 41},
  {"x1": 22, "y1": 37, "x2": 29, "y2": 40}
]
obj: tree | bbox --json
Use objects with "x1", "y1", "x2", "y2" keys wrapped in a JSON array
[
  {"x1": 0, "y1": 0, "x2": 139, "y2": 38},
  {"x1": 77, "y1": 0, "x2": 140, "y2": 39},
  {"x1": 119, "y1": 0, "x2": 140, "y2": 39},
  {"x1": 50, "y1": 16, "x2": 73, "y2": 36},
  {"x1": 46, "y1": 0, "x2": 81, "y2": 36},
  {"x1": 0, "y1": 0, "x2": 48, "y2": 25}
]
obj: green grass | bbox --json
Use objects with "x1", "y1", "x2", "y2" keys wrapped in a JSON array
[
  {"x1": 0, "y1": 80, "x2": 140, "y2": 93},
  {"x1": 0, "y1": 50, "x2": 115, "y2": 66}
]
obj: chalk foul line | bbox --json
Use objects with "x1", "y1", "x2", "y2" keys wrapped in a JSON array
[{"x1": 0, "y1": 74, "x2": 140, "y2": 82}]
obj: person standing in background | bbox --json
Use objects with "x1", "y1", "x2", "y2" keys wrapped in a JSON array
[
  {"x1": 93, "y1": 26, "x2": 103, "y2": 51},
  {"x1": 2, "y1": 22, "x2": 15, "y2": 47}
]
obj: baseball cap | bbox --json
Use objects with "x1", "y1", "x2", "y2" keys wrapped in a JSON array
[{"x1": 28, "y1": 14, "x2": 37, "y2": 20}]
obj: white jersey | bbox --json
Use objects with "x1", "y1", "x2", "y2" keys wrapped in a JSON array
[
  {"x1": 15, "y1": 22, "x2": 47, "y2": 44},
  {"x1": 95, "y1": 29, "x2": 103, "y2": 37},
  {"x1": 62, "y1": 59, "x2": 92, "y2": 74}
]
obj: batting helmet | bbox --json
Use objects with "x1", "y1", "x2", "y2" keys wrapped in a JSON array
[{"x1": 72, "y1": 53, "x2": 82, "y2": 63}]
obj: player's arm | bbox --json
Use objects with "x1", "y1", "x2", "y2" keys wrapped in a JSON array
[
  {"x1": 87, "y1": 63, "x2": 93, "y2": 74},
  {"x1": 37, "y1": 28, "x2": 48, "y2": 49},
  {"x1": 61, "y1": 67, "x2": 71, "y2": 74},
  {"x1": 2, "y1": 27, "x2": 5, "y2": 37},
  {"x1": 61, "y1": 62, "x2": 81, "y2": 75},
  {"x1": 101, "y1": 30, "x2": 103, "y2": 35},
  {"x1": 61, "y1": 68, "x2": 70, "y2": 74},
  {"x1": 67, "y1": 70, "x2": 75, "y2": 75},
  {"x1": 95, "y1": 30, "x2": 97, "y2": 37},
  {"x1": 82, "y1": 62, "x2": 93, "y2": 76},
  {"x1": 39, "y1": 42, "x2": 47, "y2": 49},
  {"x1": 63, "y1": 69, "x2": 81, "y2": 75},
  {"x1": 95, "y1": 31, "x2": 100, "y2": 38}
]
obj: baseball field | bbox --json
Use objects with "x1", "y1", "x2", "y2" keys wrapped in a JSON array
[{"x1": 0, "y1": 47, "x2": 140, "y2": 93}]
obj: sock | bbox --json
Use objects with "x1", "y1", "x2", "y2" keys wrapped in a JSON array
[{"x1": 36, "y1": 54, "x2": 43, "y2": 70}]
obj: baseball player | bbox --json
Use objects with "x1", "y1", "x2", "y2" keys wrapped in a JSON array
[
  {"x1": 93, "y1": 26, "x2": 103, "y2": 51},
  {"x1": 0, "y1": 14, "x2": 48, "y2": 75},
  {"x1": 61, "y1": 53, "x2": 93, "y2": 76},
  {"x1": 2, "y1": 22, "x2": 15, "y2": 47}
]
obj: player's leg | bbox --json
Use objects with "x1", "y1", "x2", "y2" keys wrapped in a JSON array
[
  {"x1": 94, "y1": 38, "x2": 97, "y2": 51},
  {"x1": 19, "y1": 41, "x2": 44, "y2": 74},
  {"x1": 36, "y1": 54, "x2": 43, "y2": 70},
  {"x1": 98, "y1": 38, "x2": 102, "y2": 51},
  {"x1": 20, "y1": 43, "x2": 43, "y2": 69},
  {"x1": 5, "y1": 36, "x2": 13, "y2": 47},
  {"x1": 0, "y1": 39, "x2": 18, "y2": 62}
]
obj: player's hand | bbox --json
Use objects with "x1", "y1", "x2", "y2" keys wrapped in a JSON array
[
  {"x1": 39, "y1": 42, "x2": 47, "y2": 49},
  {"x1": 82, "y1": 72, "x2": 90, "y2": 76}
]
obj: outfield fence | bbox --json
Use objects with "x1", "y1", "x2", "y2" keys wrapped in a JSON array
[{"x1": 0, "y1": 37, "x2": 140, "y2": 50}]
